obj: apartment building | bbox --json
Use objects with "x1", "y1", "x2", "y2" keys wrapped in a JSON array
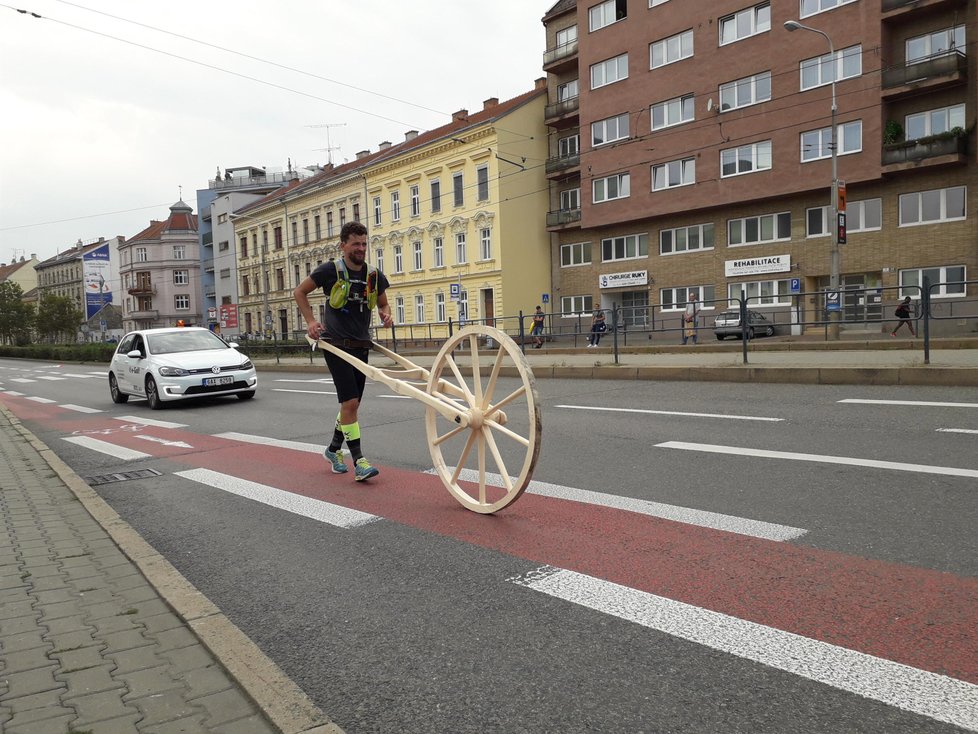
[{"x1": 542, "y1": 0, "x2": 976, "y2": 334}]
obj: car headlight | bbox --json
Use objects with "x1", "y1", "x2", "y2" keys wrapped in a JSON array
[
  {"x1": 158, "y1": 366, "x2": 190, "y2": 377},
  {"x1": 240, "y1": 360, "x2": 253, "y2": 370}
]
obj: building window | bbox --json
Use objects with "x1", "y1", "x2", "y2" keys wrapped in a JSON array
[
  {"x1": 477, "y1": 165, "x2": 489, "y2": 201},
  {"x1": 413, "y1": 240, "x2": 423, "y2": 270},
  {"x1": 590, "y1": 53, "x2": 628, "y2": 89},
  {"x1": 650, "y1": 29, "x2": 693, "y2": 68},
  {"x1": 240, "y1": 236, "x2": 248, "y2": 258},
  {"x1": 719, "y1": 71, "x2": 771, "y2": 112},
  {"x1": 217, "y1": 213, "x2": 228, "y2": 224},
  {"x1": 327, "y1": 212, "x2": 334, "y2": 237},
  {"x1": 728, "y1": 212, "x2": 791, "y2": 246},
  {"x1": 601, "y1": 233, "x2": 648, "y2": 262},
  {"x1": 218, "y1": 240, "x2": 229, "y2": 252},
  {"x1": 391, "y1": 191, "x2": 400, "y2": 222},
  {"x1": 719, "y1": 3, "x2": 770, "y2": 46},
  {"x1": 136, "y1": 247, "x2": 148, "y2": 262},
  {"x1": 433, "y1": 237, "x2": 444, "y2": 267},
  {"x1": 721, "y1": 140, "x2": 772, "y2": 177},
  {"x1": 314, "y1": 215, "x2": 321, "y2": 240},
  {"x1": 173, "y1": 270, "x2": 189, "y2": 286},
  {"x1": 556, "y1": 25, "x2": 578, "y2": 47},
  {"x1": 410, "y1": 185, "x2": 420, "y2": 216},
  {"x1": 352, "y1": 202, "x2": 360, "y2": 221},
  {"x1": 302, "y1": 219, "x2": 309, "y2": 243},
  {"x1": 899, "y1": 186, "x2": 966, "y2": 226},
  {"x1": 906, "y1": 104, "x2": 966, "y2": 141},
  {"x1": 273, "y1": 227, "x2": 283, "y2": 250},
  {"x1": 907, "y1": 25, "x2": 965, "y2": 65},
  {"x1": 395, "y1": 296, "x2": 405, "y2": 324},
  {"x1": 620, "y1": 290, "x2": 649, "y2": 326},
  {"x1": 593, "y1": 173, "x2": 630, "y2": 203},
  {"x1": 652, "y1": 158, "x2": 695, "y2": 190},
  {"x1": 651, "y1": 94, "x2": 694, "y2": 130},
  {"x1": 592, "y1": 113, "x2": 629, "y2": 146},
  {"x1": 560, "y1": 188, "x2": 581, "y2": 211},
  {"x1": 339, "y1": 207, "x2": 346, "y2": 226},
  {"x1": 480, "y1": 228, "x2": 492, "y2": 260},
  {"x1": 727, "y1": 279, "x2": 792, "y2": 306},
  {"x1": 375, "y1": 248, "x2": 385, "y2": 273},
  {"x1": 455, "y1": 232, "x2": 467, "y2": 263},
  {"x1": 373, "y1": 196, "x2": 382, "y2": 226},
  {"x1": 436, "y1": 292, "x2": 446, "y2": 322},
  {"x1": 242, "y1": 275, "x2": 250, "y2": 296},
  {"x1": 175, "y1": 295, "x2": 190, "y2": 310},
  {"x1": 801, "y1": 120, "x2": 862, "y2": 161},
  {"x1": 173, "y1": 246, "x2": 186, "y2": 259},
  {"x1": 558, "y1": 134, "x2": 579, "y2": 157},
  {"x1": 453, "y1": 172, "x2": 464, "y2": 207},
  {"x1": 650, "y1": 0, "x2": 670, "y2": 5},
  {"x1": 848, "y1": 199, "x2": 882, "y2": 232},
  {"x1": 660, "y1": 223, "x2": 715, "y2": 255},
  {"x1": 800, "y1": 0, "x2": 857, "y2": 17},
  {"x1": 899, "y1": 266, "x2": 966, "y2": 298},
  {"x1": 561, "y1": 294, "x2": 593, "y2": 315},
  {"x1": 414, "y1": 294, "x2": 425, "y2": 323},
  {"x1": 661, "y1": 285, "x2": 715, "y2": 310},
  {"x1": 430, "y1": 179, "x2": 441, "y2": 213},
  {"x1": 806, "y1": 206, "x2": 830, "y2": 237},
  {"x1": 557, "y1": 79, "x2": 579, "y2": 101},
  {"x1": 560, "y1": 242, "x2": 592, "y2": 267},
  {"x1": 393, "y1": 244, "x2": 403, "y2": 273},
  {"x1": 589, "y1": 0, "x2": 626, "y2": 31},
  {"x1": 800, "y1": 44, "x2": 862, "y2": 90}
]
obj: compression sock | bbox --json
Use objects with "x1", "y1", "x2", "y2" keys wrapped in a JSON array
[
  {"x1": 341, "y1": 422, "x2": 363, "y2": 463},
  {"x1": 328, "y1": 413, "x2": 344, "y2": 452}
]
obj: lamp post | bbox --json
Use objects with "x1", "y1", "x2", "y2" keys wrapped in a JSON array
[{"x1": 785, "y1": 19, "x2": 840, "y2": 339}]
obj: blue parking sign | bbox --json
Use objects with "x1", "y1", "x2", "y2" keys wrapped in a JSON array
[{"x1": 790, "y1": 278, "x2": 801, "y2": 293}]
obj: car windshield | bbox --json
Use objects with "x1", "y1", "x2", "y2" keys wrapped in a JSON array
[{"x1": 147, "y1": 331, "x2": 229, "y2": 355}]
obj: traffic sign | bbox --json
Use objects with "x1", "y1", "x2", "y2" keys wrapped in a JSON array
[
  {"x1": 825, "y1": 290, "x2": 841, "y2": 312},
  {"x1": 450, "y1": 283, "x2": 461, "y2": 301},
  {"x1": 542, "y1": 293, "x2": 550, "y2": 304},
  {"x1": 790, "y1": 278, "x2": 801, "y2": 294},
  {"x1": 837, "y1": 212, "x2": 847, "y2": 245}
]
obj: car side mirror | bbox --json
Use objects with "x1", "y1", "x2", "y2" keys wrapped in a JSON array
[
  {"x1": 127, "y1": 350, "x2": 142, "y2": 359},
  {"x1": 228, "y1": 342, "x2": 239, "y2": 348}
]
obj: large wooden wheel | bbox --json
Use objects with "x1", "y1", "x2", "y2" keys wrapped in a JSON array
[{"x1": 424, "y1": 325, "x2": 541, "y2": 513}]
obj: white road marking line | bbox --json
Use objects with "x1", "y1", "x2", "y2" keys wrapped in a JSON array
[
  {"x1": 510, "y1": 567, "x2": 978, "y2": 732},
  {"x1": 658, "y1": 441, "x2": 978, "y2": 479},
  {"x1": 63, "y1": 373, "x2": 103, "y2": 379},
  {"x1": 839, "y1": 398, "x2": 978, "y2": 408},
  {"x1": 87, "y1": 371, "x2": 108, "y2": 376},
  {"x1": 25, "y1": 396, "x2": 57, "y2": 404},
  {"x1": 428, "y1": 468, "x2": 806, "y2": 541},
  {"x1": 115, "y1": 416, "x2": 187, "y2": 429},
  {"x1": 271, "y1": 388, "x2": 338, "y2": 396},
  {"x1": 938, "y1": 428, "x2": 978, "y2": 435},
  {"x1": 557, "y1": 404, "x2": 783, "y2": 422},
  {"x1": 378, "y1": 394, "x2": 412, "y2": 399},
  {"x1": 135, "y1": 435, "x2": 193, "y2": 448},
  {"x1": 4, "y1": 391, "x2": 25, "y2": 396},
  {"x1": 60, "y1": 404, "x2": 104, "y2": 414},
  {"x1": 174, "y1": 468, "x2": 379, "y2": 529},
  {"x1": 273, "y1": 378, "x2": 334, "y2": 384},
  {"x1": 213, "y1": 432, "x2": 323, "y2": 454},
  {"x1": 11, "y1": 378, "x2": 35, "y2": 383},
  {"x1": 36, "y1": 376, "x2": 67, "y2": 381},
  {"x1": 62, "y1": 436, "x2": 151, "y2": 460}
]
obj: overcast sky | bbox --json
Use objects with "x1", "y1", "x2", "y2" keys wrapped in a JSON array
[{"x1": 0, "y1": 0, "x2": 552, "y2": 265}]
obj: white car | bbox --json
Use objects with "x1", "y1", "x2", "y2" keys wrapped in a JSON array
[{"x1": 108, "y1": 327, "x2": 258, "y2": 409}]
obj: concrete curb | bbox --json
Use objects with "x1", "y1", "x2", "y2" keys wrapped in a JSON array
[{"x1": 0, "y1": 404, "x2": 343, "y2": 734}]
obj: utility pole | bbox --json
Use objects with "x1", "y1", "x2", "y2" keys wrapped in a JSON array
[{"x1": 306, "y1": 123, "x2": 346, "y2": 165}]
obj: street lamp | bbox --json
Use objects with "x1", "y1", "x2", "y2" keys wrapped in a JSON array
[{"x1": 785, "y1": 19, "x2": 841, "y2": 339}]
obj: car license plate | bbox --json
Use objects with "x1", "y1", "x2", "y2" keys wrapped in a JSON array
[{"x1": 203, "y1": 375, "x2": 234, "y2": 387}]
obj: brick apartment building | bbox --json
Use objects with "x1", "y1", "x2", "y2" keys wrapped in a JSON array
[{"x1": 542, "y1": 0, "x2": 976, "y2": 336}]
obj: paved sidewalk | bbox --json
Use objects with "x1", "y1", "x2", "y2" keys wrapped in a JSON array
[{"x1": 0, "y1": 405, "x2": 341, "y2": 734}]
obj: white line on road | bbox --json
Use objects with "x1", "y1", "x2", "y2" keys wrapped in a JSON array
[
  {"x1": 377, "y1": 394, "x2": 412, "y2": 399},
  {"x1": 657, "y1": 441, "x2": 978, "y2": 479},
  {"x1": 174, "y1": 468, "x2": 379, "y2": 529},
  {"x1": 271, "y1": 388, "x2": 338, "y2": 396},
  {"x1": 428, "y1": 468, "x2": 806, "y2": 541},
  {"x1": 11, "y1": 378, "x2": 35, "y2": 383},
  {"x1": 62, "y1": 436, "x2": 152, "y2": 460},
  {"x1": 24, "y1": 396, "x2": 57, "y2": 403},
  {"x1": 87, "y1": 371, "x2": 108, "y2": 376},
  {"x1": 63, "y1": 373, "x2": 103, "y2": 379},
  {"x1": 273, "y1": 378, "x2": 334, "y2": 384},
  {"x1": 839, "y1": 398, "x2": 978, "y2": 408},
  {"x1": 213, "y1": 432, "x2": 323, "y2": 454},
  {"x1": 510, "y1": 567, "x2": 978, "y2": 732},
  {"x1": 115, "y1": 416, "x2": 187, "y2": 429},
  {"x1": 4, "y1": 391, "x2": 24, "y2": 396},
  {"x1": 35, "y1": 376, "x2": 67, "y2": 381},
  {"x1": 938, "y1": 428, "x2": 978, "y2": 435},
  {"x1": 135, "y1": 435, "x2": 193, "y2": 448},
  {"x1": 60, "y1": 404, "x2": 103, "y2": 414},
  {"x1": 556, "y1": 404, "x2": 783, "y2": 422}
]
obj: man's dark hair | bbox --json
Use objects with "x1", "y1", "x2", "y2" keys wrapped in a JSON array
[{"x1": 340, "y1": 221, "x2": 368, "y2": 242}]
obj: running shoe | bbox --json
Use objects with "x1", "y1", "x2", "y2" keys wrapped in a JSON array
[
  {"x1": 324, "y1": 447, "x2": 348, "y2": 474},
  {"x1": 354, "y1": 457, "x2": 380, "y2": 482}
]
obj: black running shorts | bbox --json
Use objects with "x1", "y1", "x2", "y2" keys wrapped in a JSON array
[{"x1": 323, "y1": 347, "x2": 369, "y2": 403}]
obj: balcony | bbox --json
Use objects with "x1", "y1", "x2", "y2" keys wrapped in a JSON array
[
  {"x1": 546, "y1": 208, "x2": 582, "y2": 230},
  {"x1": 130, "y1": 309, "x2": 158, "y2": 320},
  {"x1": 546, "y1": 153, "x2": 581, "y2": 178},
  {"x1": 545, "y1": 97, "x2": 580, "y2": 127},
  {"x1": 543, "y1": 40, "x2": 578, "y2": 74},
  {"x1": 202, "y1": 231, "x2": 213, "y2": 246},
  {"x1": 881, "y1": 51, "x2": 967, "y2": 99},
  {"x1": 127, "y1": 284, "x2": 156, "y2": 296},
  {"x1": 882, "y1": 133, "x2": 968, "y2": 174},
  {"x1": 882, "y1": 0, "x2": 966, "y2": 19}
]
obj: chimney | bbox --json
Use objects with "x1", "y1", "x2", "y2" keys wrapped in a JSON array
[
  {"x1": 30, "y1": 253, "x2": 36, "y2": 260},
  {"x1": 535, "y1": 77, "x2": 547, "y2": 90},
  {"x1": 404, "y1": 130, "x2": 418, "y2": 142},
  {"x1": 356, "y1": 149, "x2": 371, "y2": 159},
  {"x1": 452, "y1": 109, "x2": 468, "y2": 122},
  {"x1": 378, "y1": 141, "x2": 392, "y2": 151},
  {"x1": 482, "y1": 97, "x2": 499, "y2": 111}
]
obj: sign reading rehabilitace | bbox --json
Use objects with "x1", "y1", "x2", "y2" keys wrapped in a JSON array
[{"x1": 724, "y1": 255, "x2": 791, "y2": 277}]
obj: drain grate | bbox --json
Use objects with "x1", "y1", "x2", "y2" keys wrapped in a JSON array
[{"x1": 85, "y1": 468, "x2": 163, "y2": 486}]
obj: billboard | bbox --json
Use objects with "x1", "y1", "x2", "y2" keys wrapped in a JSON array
[
  {"x1": 83, "y1": 243, "x2": 113, "y2": 319},
  {"x1": 218, "y1": 304, "x2": 239, "y2": 328}
]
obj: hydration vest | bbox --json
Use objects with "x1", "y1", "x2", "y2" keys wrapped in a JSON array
[{"x1": 329, "y1": 258, "x2": 378, "y2": 311}]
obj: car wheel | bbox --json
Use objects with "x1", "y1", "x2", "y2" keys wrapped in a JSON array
[
  {"x1": 716, "y1": 334, "x2": 725, "y2": 340},
  {"x1": 747, "y1": 327, "x2": 755, "y2": 340},
  {"x1": 237, "y1": 391, "x2": 255, "y2": 400},
  {"x1": 764, "y1": 326, "x2": 775, "y2": 337},
  {"x1": 109, "y1": 373, "x2": 129, "y2": 404},
  {"x1": 145, "y1": 376, "x2": 164, "y2": 410}
]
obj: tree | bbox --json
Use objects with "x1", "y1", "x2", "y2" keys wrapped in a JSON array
[
  {"x1": 0, "y1": 281, "x2": 35, "y2": 346},
  {"x1": 35, "y1": 294, "x2": 83, "y2": 343}
]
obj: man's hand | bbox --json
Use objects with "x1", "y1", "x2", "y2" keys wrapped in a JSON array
[
  {"x1": 306, "y1": 321, "x2": 326, "y2": 340},
  {"x1": 378, "y1": 309, "x2": 393, "y2": 328}
]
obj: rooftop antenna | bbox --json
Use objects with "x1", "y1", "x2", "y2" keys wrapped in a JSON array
[
  {"x1": 178, "y1": 185, "x2": 183, "y2": 200},
  {"x1": 306, "y1": 123, "x2": 346, "y2": 165}
]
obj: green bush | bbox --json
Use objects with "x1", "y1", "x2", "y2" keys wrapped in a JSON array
[{"x1": 0, "y1": 343, "x2": 115, "y2": 363}]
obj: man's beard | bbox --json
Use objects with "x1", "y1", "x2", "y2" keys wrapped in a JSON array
[{"x1": 346, "y1": 250, "x2": 365, "y2": 267}]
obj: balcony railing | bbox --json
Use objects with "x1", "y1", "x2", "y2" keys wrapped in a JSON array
[
  {"x1": 208, "y1": 170, "x2": 300, "y2": 190},
  {"x1": 543, "y1": 39, "x2": 578, "y2": 68},
  {"x1": 202, "y1": 231, "x2": 213, "y2": 246},
  {"x1": 130, "y1": 310, "x2": 158, "y2": 320},
  {"x1": 882, "y1": 50, "x2": 967, "y2": 89},
  {"x1": 882, "y1": 133, "x2": 968, "y2": 166},
  {"x1": 546, "y1": 153, "x2": 581, "y2": 175},
  {"x1": 545, "y1": 97, "x2": 580, "y2": 121},
  {"x1": 882, "y1": 0, "x2": 965, "y2": 12},
  {"x1": 127, "y1": 285, "x2": 156, "y2": 296},
  {"x1": 547, "y1": 208, "x2": 582, "y2": 227}
]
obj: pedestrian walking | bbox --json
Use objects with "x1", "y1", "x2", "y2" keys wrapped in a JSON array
[
  {"x1": 891, "y1": 296, "x2": 916, "y2": 337},
  {"x1": 294, "y1": 221, "x2": 393, "y2": 481},
  {"x1": 587, "y1": 308, "x2": 607, "y2": 347},
  {"x1": 682, "y1": 292, "x2": 700, "y2": 345},
  {"x1": 531, "y1": 306, "x2": 546, "y2": 348}
]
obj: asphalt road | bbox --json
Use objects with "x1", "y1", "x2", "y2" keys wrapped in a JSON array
[{"x1": 2, "y1": 357, "x2": 976, "y2": 733}]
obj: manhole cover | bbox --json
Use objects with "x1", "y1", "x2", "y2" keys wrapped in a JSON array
[{"x1": 85, "y1": 468, "x2": 163, "y2": 486}]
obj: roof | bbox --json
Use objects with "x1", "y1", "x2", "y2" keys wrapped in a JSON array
[
  {"x1": 127, "y1": 200, "x2": 198, "y2": 243},
  {"x1": 36, "y1": 240, "x2": 114, "y2": 268},
  {"x1": 543, "y1": 0, "x2": 576, "y2": 22},
  {"x1": 0, "y1": 259, "x2": 31, "y2": 282}
]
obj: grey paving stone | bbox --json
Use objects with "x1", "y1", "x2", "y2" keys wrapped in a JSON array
[
  {"x1": 5, "y1": 712, "x2": 76, "y2": 734},
  {"x1": 212, "y1": 713, "x2": 278, "y2": 734},
  {"x1": 0, "y1": 612, "x2": 42, "y2": 637},
  {"x1": 1, "y1": 644, "x2": 54, "y2": 675},
  {"x1": 50, "y1": 643, "x2": 108, "y2": 673},
  {"x1": 27, "y1": 573, "x2": 72, "y2": 593},
  {"x1": 117, "y1": 584, "x2": 164, "y2": 606},
  {"x1": 44, "y1": 613, "x2": 93, "y2": 637},
  {"x1": 76, "y1": 587, "x2": 119, "y2": 606},
  {"x1": 1, "y1": 665, "x2": 61, "y2": 699},
  {"x1": 129, "y1": 599, "x2": 171, "y2": 620},
  {"x1": 39, "y1": 598, "x2": 86, "y2": 621},
  {"x1": 192, "y1": 687, "x2": 259, "y2": 727},
  {"x1": 69, "y1": 689, "x2": 140, "y2": 726},
  {"x1": 33, "y1": 587, "x2": 80, "y2": 606},
  {"x1": 73, "y1": 712, "x2": 143, "y2": 734},
  {"x1": 90, "y1": 611, "x2": 144, "y2": 636},
  {"x1": 60, "y1": 663, "x2": 123, "y2": 699},
  {"x1": 175, "y1": 665, "x2": 235, "y2": 699},
  {"x1": 107, "y1": 645, "x2": 168, "y2": 675},
  {"x1": 101, "y1": 628, "x2": 154, "y2": 655},
  {"x1": 145, "y1": 715, "x2": 209, "y2": 734},
  {"x1": 43, "y1": 626, "x2": 99, "y2": 654},
  {"x1": 1, "y1": 685, "x2": 67, "y2": 714},
  {"x1": 85, "y1": 601, "x2": 135, "y2": 622},
  {"x1": 4, "y1": 630, "x2": 49, "y2": 654},
  {"x1": 140, "y1": 611, "x2": 184, "y2": 635},
  {"x1": 0, "y1": 576, "x2": 28, "y2": 592},
  {"x1": 129, "y1": 688, "x2": 202, "y2": 726},
  {"x1": 160, "y1": 645, "x2": 215, "y2": 675},
  {"x1": 151, "y1": 627, "x2": 197, "y2": 653},
  {"x1": 119, "y1": 665, "x2": 186, "y2": 700}
]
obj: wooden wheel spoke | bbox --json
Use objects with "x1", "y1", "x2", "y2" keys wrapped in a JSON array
[
  {"x1": 433, "y1": 423, "x2": 467, "y2": 446},
  {"x1": 486, "y1": 419, "x2": 530, "y2": 447},
  {"x1": 477, "y1": 429, "x2": 486, "y2": 504},
  {"x1": 483, "y1": 430, "x2": 513, "y2": 492},
  {"x1": 485, "y1": 385, "x2": 527, "y2": 420},
  {"x1": 481, "y1": 344, "x2": 506, "y2": 409},
  {"x1": 450, "y1": 430, "x2": 478, "y2": 485},
  {"x1": 469, "y1": 335, "x2": 483, "y2": 406},
  {"x1": 445, "y1": 353, "x2": 475, "y2": 406}
]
